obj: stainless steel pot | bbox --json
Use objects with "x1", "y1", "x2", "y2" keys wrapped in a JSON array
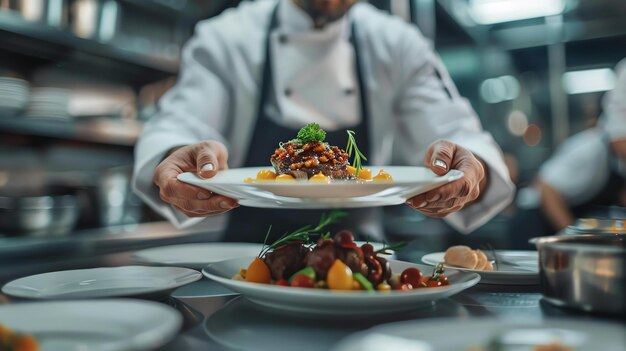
[
  {"x1": 0, "y1": 190, "x2": 80, "y2": 237},
  {"x1": 532, "y1": 235, "x2": 625, "y2": 315}
]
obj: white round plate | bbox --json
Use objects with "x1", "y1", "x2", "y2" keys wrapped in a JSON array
[
  {"x1": 0, "y1": 299, "x2": 181, "y2": 351},
  {"x1": 333, "y1": 318, "x2": 625, "y2": 351},
  {"x1": 132, "y1": 243, "x2": 265, "y2": 269},
  {"x1": 2, "y1": 266, "x2": 202, "y2": 299},
  {"x1": 421, "y1": 250, "x2": 539, "y2": 285},
  {"x1": 133, "y1": 242, "x2": 394, "y2": 270},
  {"x1": 177, "y1": 166, "x2": 463, "y2": 208},
  {"x1": 202, "y1": 256, "x2": 480, "y2": 317}
]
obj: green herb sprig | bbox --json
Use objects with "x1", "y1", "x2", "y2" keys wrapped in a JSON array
[
  {"x1": 259, "y1": 210, "x2": 347, "y2": 257},
  {"x1": 375, "y1": 241, "x2": 407, "y2": 255},
  {"x1": 346, "y1": 130, "x2": 367, "y2": 177},
  {"x1": 291, "y1": 123, "x2": 326, "y2": 144}
]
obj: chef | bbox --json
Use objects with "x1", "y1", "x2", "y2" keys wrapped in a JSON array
[
  {"x1": 132, "y1": 0, "x2": 515, "y2": 240},
  {"x1": 537, "y1": 59, "x2": 626, "y2": 231}
]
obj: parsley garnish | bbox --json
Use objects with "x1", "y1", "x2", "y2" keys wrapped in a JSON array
[
  {"x1": 259, "y1": 210, "x2": 347, "y2": 257},
  {"x1": 346, "y1": 130, "x2": 367, "y2": 177},
  {"x1": 294, "y1": 123, "x2": 326, "y2": 144}
]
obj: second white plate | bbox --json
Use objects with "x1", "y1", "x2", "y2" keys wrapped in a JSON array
[
  {"x1": 203, "y1": 256, "x2": 480, "y2": 317},
  {"x1": 421, "y1": 251, "x2": 539, "y2": 285},
  {"x1": 0, "y1": 299, "x2": 181, "y2": 351},
  {"x1": 132, "y1": 243, "x2": 265, "y2": 269},
  {"x1": 2, "y1": 266, "x2": 202, "y2": 299}
]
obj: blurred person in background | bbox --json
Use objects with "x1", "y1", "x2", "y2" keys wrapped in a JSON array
[
  {"x1": 132, "y1": 0, "x2": 514, "y2": 240},
  {"x1": 536, "y1": 59, "x2": 626, "y2": 231}
]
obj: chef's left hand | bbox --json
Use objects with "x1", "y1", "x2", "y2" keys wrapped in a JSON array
[{"x1": 406, "y1": 140, "x2": 487, "y2": 218}]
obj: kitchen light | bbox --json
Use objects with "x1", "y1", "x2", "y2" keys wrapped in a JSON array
[
  {"x1": 507, "y1": 110, "x2": 528, "y2": 136},
  {"x1": 562, "y1": 68, "x2": 616, "y2": 95},
  {"x1": 480, "y1": 75, "x2": 520, "y2": 104},
  {"x1": 469, "y1": 0, "x2": 566, "y2": 25}
]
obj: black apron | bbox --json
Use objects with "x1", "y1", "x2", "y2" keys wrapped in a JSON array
[
  {"x1": 224, "y1": 4, "x2": 374, "y2": 243},
  {"x1": 571, "y1": 142, "x2": 626, "y2": 218}
]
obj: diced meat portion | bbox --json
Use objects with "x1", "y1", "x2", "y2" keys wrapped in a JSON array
[
  {"x1": 270, "y1": 141, "x2": 353, "y2": 180},
  {"x1": 263, "y1": 241, "x2": 310, "y2": 280}
]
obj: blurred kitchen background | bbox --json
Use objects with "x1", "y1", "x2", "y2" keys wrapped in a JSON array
[{"x1": 1, "y1": 0, "x2": 625, "y2": 270}]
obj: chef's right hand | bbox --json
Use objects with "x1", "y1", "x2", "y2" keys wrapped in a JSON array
[{"x1": 154, "y1": 140, "x2": 239, "y2": 217}]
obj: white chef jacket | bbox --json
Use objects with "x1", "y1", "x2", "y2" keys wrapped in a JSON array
[
  {"x1": 132, "y1": 0, "x2": 515, "y2": 234},
  {"x1": 539, "y1": 128, "x2": 620, "y2": 206},
  {"x1": 540, "y1": 59, "x2": 626, "y2": 205}
]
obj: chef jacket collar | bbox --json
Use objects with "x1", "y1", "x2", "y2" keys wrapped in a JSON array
[{"x1": 280, "y1": 0, "x2": 351, "y2": 40}]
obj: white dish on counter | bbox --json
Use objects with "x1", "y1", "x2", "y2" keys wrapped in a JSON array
[
  {"x1": 2, "y1": 266, "x2": 202, "y2": 299},
  {"x1": 202, "y1": 256, "x2": 479, "y2": 317},
  {"x1": 132, "y1": 243, "x2": 265, "y2": 269},
  {"x1": 421, "y1": 250, "x2": 539, "y2": 285},
  {"x1": 177, "y1": 166, "x2": 463, "y2": 209},
  {"x1": 0, "y1": 299, "x2": 181, "y2": 351},
  {"x1": 333, "y1": 318, "x2": 626, "y2": 351}
]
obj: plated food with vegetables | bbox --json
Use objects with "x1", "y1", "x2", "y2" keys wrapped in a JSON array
[
  {"x1": 235, "y1": 213, "x2": 448, "y2": 292},
  {"x1": 202, "y1": 213, "x2": 481, "y2": 316}
]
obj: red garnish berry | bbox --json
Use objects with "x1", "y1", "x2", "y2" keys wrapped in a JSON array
[
  {"x1": 276, "y1": 279, "x2": 289, "y2": 286},
  {"x1": 400, "y1": 268, "x2": 422, "y2": 288},
  {"x1": 290, "y1": 275, "x2": 315, "y2": 288},
  {"x1": 361, "y1": 243, "x2": 374, "y2": 256},
  {"x1": 335, "y1": 230, "x2": 358, "y2": 249}
]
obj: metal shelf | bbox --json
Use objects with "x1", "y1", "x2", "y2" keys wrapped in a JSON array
[
  {"x1": 0, "y1": 11, "x2": 179, "y2": 82},
  {"x1": 0, "y1": 116, "x2": 143, "y2": 147}
]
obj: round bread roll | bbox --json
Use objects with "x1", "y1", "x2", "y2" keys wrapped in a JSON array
[
  {"x1": 444, "y1": 245, "x2": 478, "y2": 269},
  {"x1": 474, "y1": 249, "x2": 489, "y2": 270}
]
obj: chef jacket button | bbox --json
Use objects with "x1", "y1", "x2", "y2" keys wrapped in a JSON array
[
  {"x1": 284, "y1": 88, "x2": 292, "y2": 97},
  {"x1": 279, "y1": 34, "x2": 288, "y2": 44},
  {"x1": 344, "y1": 88, "x2": 355, "y2": 95}
]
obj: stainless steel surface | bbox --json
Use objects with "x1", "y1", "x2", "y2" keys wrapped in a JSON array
[
  {"x1": 565, "y1": 218, "x2": 626, "y2": 235},
  {"x1": 1, "y1": 248, "x2": 623, "y2": 350},
  {"x1": 532, "y1": 234, "x2": 625, "y2": 315},
  {"x1": 0, "y1": 191, "x2": 79, "y2": 237}
]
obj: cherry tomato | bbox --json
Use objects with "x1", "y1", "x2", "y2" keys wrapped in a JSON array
[
  {"x1": 335, "y1": 230, "x2": 358, "y2": 248},
  {"x1": 400, "y1": 268, "x2": 422, "y2": 288},
  {"x1": 427, "y1": 280, "x2": 441, "y2": 288},
  {"x1": 422, "y1": 276, "x2": 441, "y2": 288},
  {"x1": 290, "y1": 275, "x2": 314, "y2": 288},
  {"x1": 361, "y1": 243, "x2": 374, "y2": 256},
  {"x1": 275, "y1": 279, "x2": 289, "y2": 286},
  {"x1": 439, "y1": 274, "x2": 450, "y2": 286}
]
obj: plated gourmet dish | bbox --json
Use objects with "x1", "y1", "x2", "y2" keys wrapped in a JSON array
[
  {"x1": 234, "y1": 211, "x2": 449, "y2": 291},
  {"x1": 244, "y1": 123, "x2": 392, "y2": 183},
  {"x1": 0, "y1": 324, "x2": 38, "y2": 351}
]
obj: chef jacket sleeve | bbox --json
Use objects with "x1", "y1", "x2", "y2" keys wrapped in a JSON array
[
  {"x1": 392, "y1": 27, "x2": 515, "y2": 234},
  {"x1": 132, "y1": 22, "x2": 230, "y2": 228},
  {"x1": 538, "y1": 129, "x2": 610, "y2": 206}
]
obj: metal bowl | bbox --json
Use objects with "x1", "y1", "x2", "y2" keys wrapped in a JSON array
[
  {"x1": 0, "y1": 191, "x2": 80, "y2": 237},
  {"x1": 531, "y1": 235, "x2": 625, "y2": 315},
  {"x1": 565, "y1": 218, "x2": 626, "y2": 235}
]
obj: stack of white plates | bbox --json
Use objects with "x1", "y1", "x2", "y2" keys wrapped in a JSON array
[
  {"x1": 25, "y1": 87, "x2": 72, "y2": 120},
  {"x1": 0, "y1": 77, "x2": 30, "y2": 116}
]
